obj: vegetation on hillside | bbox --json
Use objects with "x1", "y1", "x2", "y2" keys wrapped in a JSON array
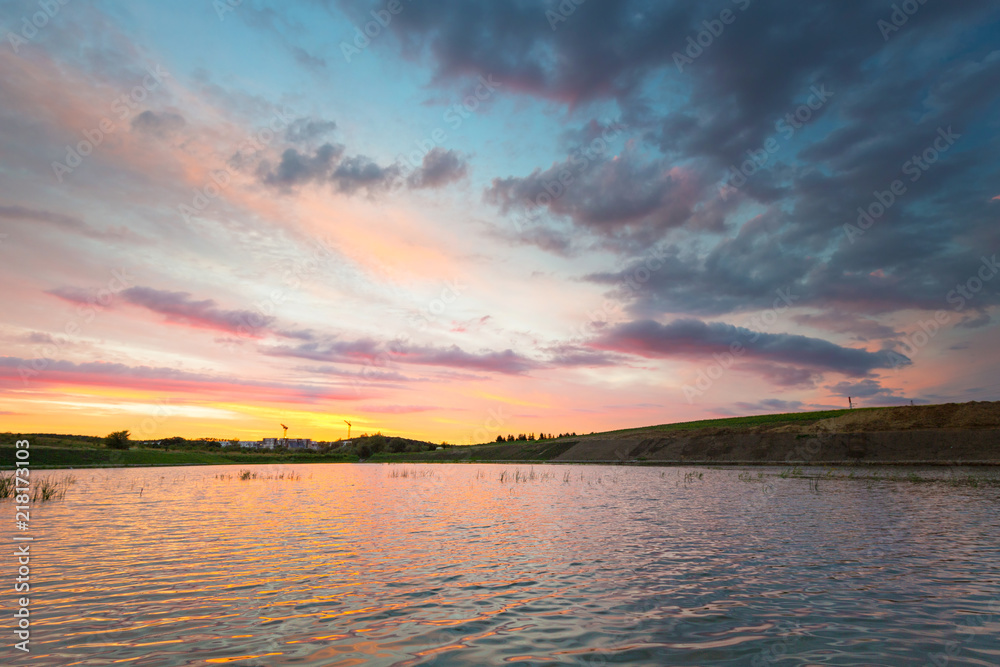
[{"x1": 104, "y1": 430, "x2": 131, "y2": 450}]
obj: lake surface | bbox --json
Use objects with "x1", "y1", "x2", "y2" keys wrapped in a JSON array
[{"x1": 3, "y1": 463, "x2": 999, "y2": 666}]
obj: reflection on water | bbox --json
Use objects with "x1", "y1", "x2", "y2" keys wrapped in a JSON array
[{"x1": 2, "y1": 464, "x2": 999, "y2": 666}]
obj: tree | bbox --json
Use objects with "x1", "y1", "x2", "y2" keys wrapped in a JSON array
[
  {"x1": 496, "y1": 435, "x2": 504, "y2": 442},
  {"x1": 104, "y1": 430, "x2": 131, "y2": 450}
]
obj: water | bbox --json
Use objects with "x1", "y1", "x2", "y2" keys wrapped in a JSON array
[{"x1": 3, "y1": 464, "x2": 999, "y2": 666}]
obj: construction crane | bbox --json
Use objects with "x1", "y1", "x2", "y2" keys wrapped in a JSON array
[
  {"x1": 280, "y1": 423, "x2": 289, "y2": 444},
  {"x1": 344, "y1": 420, "x2": 351, "y2": 439}
]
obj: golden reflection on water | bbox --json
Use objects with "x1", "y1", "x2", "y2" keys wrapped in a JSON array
[{"x1": 1, "y1": 464, "x2": 998, "y2": 665}]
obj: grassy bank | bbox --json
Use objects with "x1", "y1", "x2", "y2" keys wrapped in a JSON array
[
  {"x1": 0, "y1": 446, "x2": 356, "y2": 469},
  {"x1": 372, "y1": 408, "x2": 871, "y2": 463},
  {"x1": 4, "y1": 402, "x2": 997, "y2": 468}
]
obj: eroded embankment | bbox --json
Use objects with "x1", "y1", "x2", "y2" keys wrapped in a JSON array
[
  {"x1": 552, "y1": 429, "x2": 1000, "y2": 464},
  {"x1": 552, "y1": 402, "x2": 1000, "y2": 464}
]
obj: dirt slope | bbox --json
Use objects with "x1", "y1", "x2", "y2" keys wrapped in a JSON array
[{"x1": 554, "y1": 401, "x2": 1000, "y2": 464}]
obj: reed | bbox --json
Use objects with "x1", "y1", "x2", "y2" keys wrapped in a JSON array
[
  {"x1": 214, "y1": 468, "x2": 301, "y2": 481},
  {"x1": 0, "y1": 474, "x2": 77, "y2": 501},
  {"x1": 33, "y1": 475, "x2": 75, "y2": 501},
  {"x1": 498, "y1": 467, "x2": 554, "y2": 484},
  {"x1": 0, "y1": 472, "x2": 14, "y2": 498},
  {"x1": 387, "y1": 467, "x2": 435, "y2": 479}
]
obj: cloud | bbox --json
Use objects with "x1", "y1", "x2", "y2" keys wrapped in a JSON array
[
  {"x1": 130, "y1": 110, "x2": 186, "y2": 137},
  {"x1": 264, "y1": 337, "x2": 542, "y2": 374},
  {"x1": 356, "y1": 404, "x2": 437, "y2": 414},
  {"x1": 258, "y1": 134, "x2": 468, "y2": 194},
  {"x1": 119, "y1": 287, "x2": 270, "y2": 335},
  {"x1": 285, "y1": 117, "x2": 337, "y2": 143},
  {"x1": 826, "y1": 379, "x2": 907, "y2": 403},
  {"x1": 0, "y1": 204, "x2": 133, "y2": 241},
  {"x1": 259, "y1": 143, "x2": 344, "y2": 187},
  {"x1": 0, "y1": 356, "x2": 364, "y2": 402},
  {"x1": 542, "y1": 344, "x2": 626, "y2": 368},
  {"x1": 376, "y1": 0, "x2": 1000, "y2": 336},
  {"x1": 485, "y1": 144, "x2": 703, "y2": 248},
  {"x1": 592, "y1": 318, "x2": 909, "y2": 377},
  {"x1": 407, "y1": 147, "x2": 468, "y2": 188},
  {"x1": 332, "y1": 155, "x2": 402, "y2": 194},
  {"x1": 733, "y1": 399, "x2": 806, "y2": 413}
]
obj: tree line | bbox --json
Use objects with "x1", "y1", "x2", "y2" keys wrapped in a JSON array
[{"x1": 495, "y1": 432, "x2": 577, "y2": 442}]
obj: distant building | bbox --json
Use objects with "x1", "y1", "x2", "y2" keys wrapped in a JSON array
[
  {"x1": 262, "y1": 438, "x2": 279, "y2": 449},
  {"x1": 284, "y1": 438, "x2": 312, "y2": 450}
]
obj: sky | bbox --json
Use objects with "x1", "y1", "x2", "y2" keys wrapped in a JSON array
[{"x1": 1, "y1": 0, "x2": 999, "y2": 444}]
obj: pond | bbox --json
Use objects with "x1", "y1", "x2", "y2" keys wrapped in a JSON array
[{"x1": 3, "y1": 463, "x2": 999, "y2": 665}]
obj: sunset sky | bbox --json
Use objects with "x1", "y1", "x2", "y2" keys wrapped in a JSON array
[{"x1": 1, "y1": 0, "x2": 999, "y2": 443}]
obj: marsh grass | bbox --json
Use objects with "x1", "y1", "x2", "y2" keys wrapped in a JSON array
[
  {"x1": 215, "y1": 468, "x2": 302, "y2": 482},
  {"x1": 0, "y1": 472, "x2": 76, "y2": 501},
  {"x1": 387, "y1": 468, "x2": 436, "y2": 479},
  {"x1": 34, "y1": 475, "x2": 75, "y2": 501},
  {"x1": 498, "y1": 467, "x2": 554, "y2": 484}
]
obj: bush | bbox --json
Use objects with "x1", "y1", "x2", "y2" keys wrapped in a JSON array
[{"x1": 103, "y1": 430, "x2": 131, "y2": 450}]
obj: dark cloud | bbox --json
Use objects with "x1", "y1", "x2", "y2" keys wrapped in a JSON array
[
  {"x1": 826, "y1": 379, "x2": 909, "y2": 404},
  {"x1": 0, "y1": 356, "x2": 361, "y2": 401},
  {"x1": 259, "y1": 143, "x2": 467, "y2": 194},
  {"x1": 407, "y1": 148, "x2": 468, "y2": 188},
  {"x1": 592, "y1": 318, "x2": 909, "y2": 377},
  {"x1": 259, "y1": 143, "x2": 344, "y2": 187},
  {"x1": 263, "y1": 334, "x2": 629, "y2": 375},
  {"x1": 792, "y1": 312, "x2": 901, "y2": 342},
  {"x1": 130, "y1": 110, "x2": 186, "y2": 137},
  {"x1": 332, "y1": 155, "x2": 402, "y2": 194},
  {"x1": 285, "y1": 117, "x2": 338, "y2": 143},
  {"x1": 542, "y1": 344, "x2": 625, "y2": 368},
  {"x1": 264, "y1": 337, "x2": 541, "y2": 375},
  {"x1": 119, "y1": 287, "x2": 274, "y2": 336},
  {"x1": 485, "y1": 144, "x2": 701, "y2": 247},
  {"x1": 955, "y1": 312, "x2": 992, "y2": 329},
  {"x1": 377, "y1": 0, "x2": 1000, "y2": 341}
]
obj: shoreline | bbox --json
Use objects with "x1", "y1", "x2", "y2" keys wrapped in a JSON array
[
  {"x1": 10, "y1": 458, "x2": 1000, "y2": 471},
  {"x1": 5, "y1": 401, "x2": 998, "y2": 469}
]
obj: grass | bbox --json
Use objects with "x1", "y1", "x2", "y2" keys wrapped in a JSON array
[
  {"x1": 33, "y1": 475, "x2": 75, "y2": 501},
  {"x1": 497, "y1": 467, "x2": 554, "y2": 483},
  {"x1": 593, "y1": 408, "x2": 877, "y2": 439},
  {"x1": 0, "y1": 445, "x2": 356, "y2": 469},
  {"x1": 368, "y1": 406, "x2": 902, "y2": 463},
  {"x1": 215, "y1": 468, "x2": 303, "y2": 481},
  {"x1": 0, "y1": 471, "x2": 76, "y2": 501},
  {"x1": 387, "y1": 467, "x2": 436, "y2": 478}
]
